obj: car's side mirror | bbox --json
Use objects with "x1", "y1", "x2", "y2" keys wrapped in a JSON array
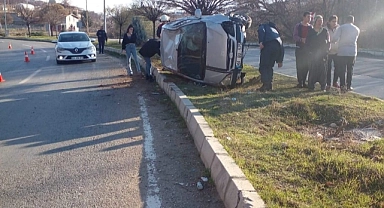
[
  {"x1": 52, "y1": 40, "x2": 58, "y2": 43},
  {"x1": 90, "y1": 38, "x2": 96, "y2": 42}
]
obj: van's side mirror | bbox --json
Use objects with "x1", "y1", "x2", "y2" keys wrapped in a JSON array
[{"x1": 90, "y1": 38, "x2": 96, "y2": 42}]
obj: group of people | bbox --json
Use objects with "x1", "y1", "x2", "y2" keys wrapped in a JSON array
[
  {"x1": 120, "y1": 15, "x2": 169, "y2": 81},
  {"x1": 257, "y1": 12, "x2": 360, "y2": 92},
  {"x1": 294, "y1": 12, "x2": 360, "y2": 91},
  {"x1": 96, "y1": 15, "x2": 169, "y2": 82}
]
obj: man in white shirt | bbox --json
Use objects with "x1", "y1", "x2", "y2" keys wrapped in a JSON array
[{"x1": 332, "y1": 15, "x2": 360, "y2": 91}]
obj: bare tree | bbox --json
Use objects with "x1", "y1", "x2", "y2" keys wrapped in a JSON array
[
  {"x1": 0, "y1": 14, "x2": 14, "y2": 25},
  {"x1": 134, "y1": 0, "x2": 166, "y2": 39},
  {"x1": 160, "y1": 0, "x2": 235, "y2": 15},
  {"x1": 39, "y1": 3, "x2": 68, "y2": 37},
  {"x1": 61, "y1": 0, "x2": 71, "y2": 7},
  {"x1": 231, "y1": 0, "x2": 260, "y2": 13},
  {"x1": 107, "y1": 5, "x2": 131, "y2": 44},
  {"x1": 15, "y1": 4, "x2": 41, "y2": 37},
  {"x1": 80, "y1": 10, "x2": 92, "y2": 33}
]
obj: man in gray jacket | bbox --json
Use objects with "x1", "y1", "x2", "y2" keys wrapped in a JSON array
[{"x1": 332, "y1": 15, "x2": 360, "y2": 91}]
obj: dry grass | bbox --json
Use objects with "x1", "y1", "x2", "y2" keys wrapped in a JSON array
[{"x1": 159, "y1": 65, "x2": 384, "y2": 208}]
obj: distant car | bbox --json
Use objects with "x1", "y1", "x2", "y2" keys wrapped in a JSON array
[{"x1": 52, "y1": 32, "x2": 97, "y2": 64}]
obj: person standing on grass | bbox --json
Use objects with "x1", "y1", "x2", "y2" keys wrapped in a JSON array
[
  {"x1": 139, "y1": 39, "x2": 160, "y2": 82},
  {"x1": 122, "y1": 25, "x2": 141, "y2": 76},
  {"x1": 332, "y1": 15, "x2": 360, "y2": 92},
  {"x1": 307, "y1": 15, "x2": 330, "y2": 91},
  {"x1": 96, "y1": 26, "x2": 108, "y2": 54},
  {"x1": 257, "y1": 21, "x2": 284, "y2": 92},
  {"x1": 293, "y1": 11, "x2": 313, "y2": 88},
  {"x1": 326, "y1": 15, "x2": 340, "y2": 90}
]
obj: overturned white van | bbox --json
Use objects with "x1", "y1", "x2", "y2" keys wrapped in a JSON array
[{"x1": 160, "y1": 12, "x2": 250, "y2": 87}]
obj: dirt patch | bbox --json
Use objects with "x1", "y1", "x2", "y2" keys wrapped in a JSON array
[
  {"x1": 114, "y1": 61, "x2": 224, "y2": 207},
  {"x1": 304, "y1": 120, "x2": 383, "y2": 144}
]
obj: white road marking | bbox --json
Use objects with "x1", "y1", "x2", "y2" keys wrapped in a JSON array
[
  {"x1": 138, "y1": 95, "x2": 161, "y2": 208},
  {"x1": 22, "y1": 44, "x2": 31, "y2": 47},
  {"x1": 41, "y1": 49, "x2": 47, "y2": 53},
  {"x1": 46, "y1": 55, "x2": 50, "y2": 61},
  {"x1": 19, "y1": 69, "x2": 42, "y2": 84}
]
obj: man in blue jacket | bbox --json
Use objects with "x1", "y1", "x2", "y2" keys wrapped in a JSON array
[
  {"x1": 257, "y1": 21, "x2": 284, "y2": 92},
  {"x1": 139, "y1": 39, "x2": 160, "y2": 82}
]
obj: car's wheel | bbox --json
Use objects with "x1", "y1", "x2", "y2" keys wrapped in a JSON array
[
  {"x1": 91, "y1": 59, "x2": 96, "y2": 62},
  {"x1": 56, "y1": 60, "x2": 63, "y2": 64},
  {"x1": 230, "y1": 68, "x2": 239, "y2": 89}
]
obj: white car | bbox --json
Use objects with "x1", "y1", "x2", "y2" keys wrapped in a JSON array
[{"x1": 53, "y1": 32, "x2": 97, "y2": 64}]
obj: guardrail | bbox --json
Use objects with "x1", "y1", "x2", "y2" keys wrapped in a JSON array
[{"x1": 245, "y1": 42, "x2": 384, "y2": 58}]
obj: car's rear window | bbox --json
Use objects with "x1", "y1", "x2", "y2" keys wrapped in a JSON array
[{"x1": 58, "y1": 34, "x2": 89, "y2": 42}]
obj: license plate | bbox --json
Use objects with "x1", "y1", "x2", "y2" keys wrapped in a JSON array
[{"x1": 71, "y1": 57, "x2": 83, "y2": 60}]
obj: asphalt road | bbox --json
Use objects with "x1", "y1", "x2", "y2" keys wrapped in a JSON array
[
  {"x1": 243, "y1": 47, "x2": 384, "y2": 100},
  {"x1": 0, "y1": 40, "x2": 223, "y2": 208}
]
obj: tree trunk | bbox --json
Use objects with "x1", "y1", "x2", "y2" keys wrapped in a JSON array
[
  {"x1": 119, "y1": 24, "x2": 122, "y2": 44},
  {"x1": 152, "y1": 20, "x2": 156, "y2": 39},
  {"x1": 27, "y1": 23, "x2": 31, "y2": 37},
  {"x1": 323, "y1": 0, "x2": 327, "y2": 20},
  {"x1": 298, "y1": 0, "x2": 302, "y2": 18},
  {"x1": 50, "y1": 24, "x2": 54, "y2": 36}
]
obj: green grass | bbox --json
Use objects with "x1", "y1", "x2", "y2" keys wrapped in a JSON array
[
  {"x1": 105, "y1": 41, "x2": 122, "y2": 49},
  {"x1": 160, "y1": 65, "x2": 384, "y2": 208},
  {"x1": 27, "y1": 36, "x2": 57, "y2": 41}
]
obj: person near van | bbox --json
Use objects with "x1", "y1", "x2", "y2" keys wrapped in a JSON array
[
  {"x1": 96, "y1": 26, "x2": 108, "y2": 54},
  {"x1": 326, "y1": 15, "x2": 340, "y2": 90},
  {"x1": 122, "y1": 25, "x2": 141, "y2": 76},
  {"x1": 332, "y1": 15, "x2": 360, "y2": 91},
  {"x1": 157, "y1": 15, "x2": 170, "y2": 38},
  {"x1": 306, "y1": 15, "x2": 330, "y2": 91},
  {"x1": 139, "y1": 39, "x2": 161, "y2": 82},
  {"x1": 257, "y1": 21, "x2": 284, "y2": 92},
  {"x1": 293, "y1": 11, "x2": 313, "y2": 88}
]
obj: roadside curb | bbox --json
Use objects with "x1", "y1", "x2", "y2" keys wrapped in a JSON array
[
  {"x1": 103, "y1": 44, "x2": 266, "y2": 207},
  {"x1": 109, "y1": 43, "x2": 267, "y2": 207},
  {"x1": 61, "y1": 45, "x2": 267, "y2": 206},
  {"x1": 149, "y1": 68, "x2": 265, "y2": 207},
  {"x1": 0, "y1": 37, "x2": 53, "y2": 43},
  {"x1": 104, "y1": 44, "x2": 267, "y2": 207}
]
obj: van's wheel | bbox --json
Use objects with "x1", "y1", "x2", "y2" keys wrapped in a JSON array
[
  {"x1": 56, "y1": 60, "x2": 62, "y2": 64},
  {"x1": 92, "y1": 59, "x2": 96, "y2": 62},
  {"x1": 230, "y1": 69, "x2": 239, "y2": 89},
  {"x1": 240, "y1": 72, "x2": 246, "y2": 84}
]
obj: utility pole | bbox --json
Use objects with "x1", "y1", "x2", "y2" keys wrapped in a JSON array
[
  {"x1": 3, "y1": 0, "x2": 7, "y2": 37},
  {"x1": 86, "y1": 0, "x2": 89, "y2": 34},
  {"x1": 103, "y1": 0, "x2": 106, "y2": 34},
  {"x1": 47, "y1": 0, "x2": 50, "y2": 36}
]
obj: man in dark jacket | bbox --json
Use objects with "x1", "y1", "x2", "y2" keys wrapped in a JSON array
[
  {"x1": 156, "y1": 15, "x2": 170, "y2": 38},
  {"x1": 139, "y1": 39, "x2": 160, "y2": 81},
  {"x1": 293, "y1": 12, "x2": 313, "y2": 88},
  {"x1": 96, "y1": 26, "x2": 108, "y2": 54},
  {"x1": 257, "y1": 21, "x2": 284, "y2": 92}
]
